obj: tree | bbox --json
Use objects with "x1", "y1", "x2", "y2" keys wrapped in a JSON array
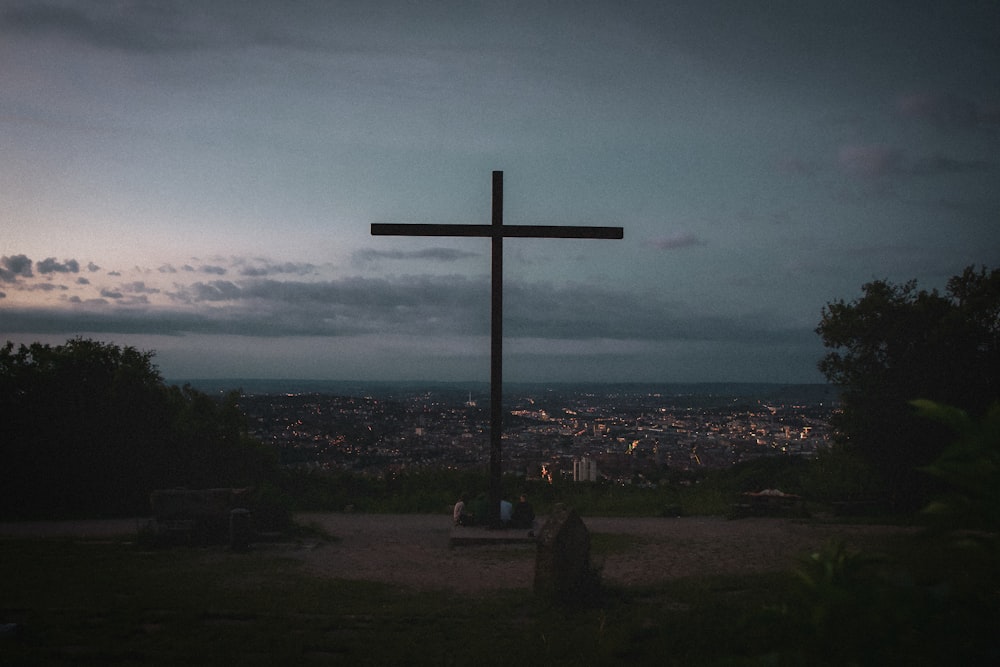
[
  {"x1": 0, "y1": 338, "x2": 272, "y2": 518},
  {"x1": 912, "y1": 399, "x2": 1000, "y2": 530},
  {"x1": 816, "y1": 266, "x2": 1000, "y2": 509}
]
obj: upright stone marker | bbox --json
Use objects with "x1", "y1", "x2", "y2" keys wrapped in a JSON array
[
  {"x1": 533, "y1": 504, "x2": 595, "y2": 602},
  {"x1": 372, "y1": 171, "x2": 623, "y2": 525}
]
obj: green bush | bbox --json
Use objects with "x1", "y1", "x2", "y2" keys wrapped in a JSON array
[{"x1": 803, "y1": 445, "x2": 883, "y2": 503}]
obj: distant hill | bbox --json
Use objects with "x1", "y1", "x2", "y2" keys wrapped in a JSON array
[{"x1": 168, "y1": 378, "x2": 838, "y2": 406}]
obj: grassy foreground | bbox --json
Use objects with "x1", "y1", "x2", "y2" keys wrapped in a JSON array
[{"x1": 1, "y1": 525, "x2": 997, "y2": 665}]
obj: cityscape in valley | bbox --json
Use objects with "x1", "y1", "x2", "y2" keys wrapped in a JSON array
[{"x1": 185, "y1": 380, "x2": 839, "y2": 484}]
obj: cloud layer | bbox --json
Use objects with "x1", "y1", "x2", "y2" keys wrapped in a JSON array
[{"x1": 1, "y1": 250, "x2": 814, "y2": 357}]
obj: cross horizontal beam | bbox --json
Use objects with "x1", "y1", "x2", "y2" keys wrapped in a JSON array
[{"x1": 371, "y1": 223, "x2": 623, "y2": 239}]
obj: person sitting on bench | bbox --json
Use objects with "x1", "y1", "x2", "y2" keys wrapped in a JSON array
[
  {"x1": 453, "y1": 494, "x2": 474, "y2": 526},
  {"x1": 511, "y1": 493, "x2": 535, "y2": 529}
]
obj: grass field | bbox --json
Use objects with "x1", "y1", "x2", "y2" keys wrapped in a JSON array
[{"x1": 1, "y1": 524, "x2": 997, "y2": 665}]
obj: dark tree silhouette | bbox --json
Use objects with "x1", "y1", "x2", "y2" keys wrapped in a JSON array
[
  {"x1": 816, "y1": 266, "x2": 1000, "y2": 509},
  {"x1": 0, "y1": 338, "x2": 271, "y2": 518}
]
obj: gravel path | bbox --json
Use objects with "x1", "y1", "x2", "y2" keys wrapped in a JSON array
[
  {"x1": 286, "y1": 513, "x2": 912, "y2": 595},
  {"x1": 0, "y1": 513, "x2": 913, "y2": 596}
]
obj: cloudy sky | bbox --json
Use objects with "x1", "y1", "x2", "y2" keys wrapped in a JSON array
[{"x1": 2, "y1": 1, "x2": 998, "y2": 384}]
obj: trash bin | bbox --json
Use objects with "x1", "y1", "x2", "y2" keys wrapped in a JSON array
[{"x1": 229, "y1": 508, "x2": 252, "y2": 552}]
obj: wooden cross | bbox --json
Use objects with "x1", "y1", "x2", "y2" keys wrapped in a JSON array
[{"x1": 372, "y1": 171, "x2": 623, "y2": 525}]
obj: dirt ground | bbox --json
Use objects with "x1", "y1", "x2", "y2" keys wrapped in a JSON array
[
  {"x1": 288, "y1": 513, "x2": 915, "y2": 595},
  {"x1": 0, "y1": 513, "x2": 915, "y2": 596}
]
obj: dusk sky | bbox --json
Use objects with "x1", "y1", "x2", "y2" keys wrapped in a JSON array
[{"x1": 2, "y1": 1, "x2": 998, "y2": 384}]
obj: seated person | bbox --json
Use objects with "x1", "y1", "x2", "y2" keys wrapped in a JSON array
[
  {"x1": 511, "y1": 494, "x2": 535, "y2": 529},
  {"x1": 499, "y1": 496, "x2": 513, "y2": 528},
  {"x1": 453, "y1": 495, "x2": 474, "y2": 526}
]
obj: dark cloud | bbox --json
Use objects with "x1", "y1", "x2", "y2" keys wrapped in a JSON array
[
  {"x1": 199, "y1": 265, "x2": 227, "y2": 275},
  {"x1": 352, "y1": 248, "x2": 480, "y2": 265},
  {"x1": 86, "y1": 262, "x2": 100, "y2": 272},
  {"x1": 1, "y1": 254, "x2": 33, "y2": 282},
  {"x1": 168, "y1": 276, "x2": 489, "y2": 335},
  {"x1": 158, "y1": 274, "x2": 477, "y2": 333},
  {"x1": 25, "y1": 283, "x2": 67, "y2": 292},
  {"x1": 185, "y1": 280, "x2": 242, "y2": 302},
  {"x1": 121, "y1": 281, "x2": 160, "y2": 295},
  {"x1": 0, "y1": 267, "x2": 822, "y2": 385},
  {"x1": 36, "y1": 257, "x2": 80, "y2": 274},
  {"x1": 0, "y1": 306, "x2": 192, "y2": 335},
  {"x1": 0, "y1": 2, "x2": 196, "y2": 53},
  {"x1": 0, "y1": 1, "x2": 311, "y2": 54},
  {"x1": 503, "y1": 281, "x2": 809, "y2": 345},
  {"x1": 237, "y1": 261, "x2": 318, "y2": 277},
  {"x1": 158, "y1": 264, "x2": 178, "y2": 274},
  {"x1": 76, "y1": 277, "x2": 90, "y2": 285},
  {"x1": 0, "y1": 275, "x2": 816, "y2": 354},
  {"x1": 5, "y1": 272, "x2": 803, "y2": 348}
]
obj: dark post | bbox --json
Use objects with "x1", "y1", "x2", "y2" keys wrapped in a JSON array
[{"x1": 489, "y1": 171, "x2": 504, "y2": 526}]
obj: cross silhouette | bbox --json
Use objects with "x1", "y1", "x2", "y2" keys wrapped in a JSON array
[{"x1": 372, "y1": 171, "x2": 623, "y2": 526}]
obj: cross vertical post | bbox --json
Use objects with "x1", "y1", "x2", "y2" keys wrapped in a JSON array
[
  {"x1": 371, "y1": 171, "x2": 622, "y2": 528},
  {"x1": 489, "y1": 171, "x2": 504, "y2": 526}
]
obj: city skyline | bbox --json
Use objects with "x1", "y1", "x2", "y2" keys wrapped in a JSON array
[{"x1": 3, "y1": 1, "x2": 998, "y2": 383}]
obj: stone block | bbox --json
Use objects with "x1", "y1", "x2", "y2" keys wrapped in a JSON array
[
  {"x1": 149, "y1": 488, "x2": 251, "y2": 545},
  {"x1": 533, "y1": 504, "x2": 596, "y2": 602}
]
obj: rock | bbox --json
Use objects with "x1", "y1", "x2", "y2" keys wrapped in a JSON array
[{"x1": 533, "y1": 504, "x2": 598, "y2": 603}]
